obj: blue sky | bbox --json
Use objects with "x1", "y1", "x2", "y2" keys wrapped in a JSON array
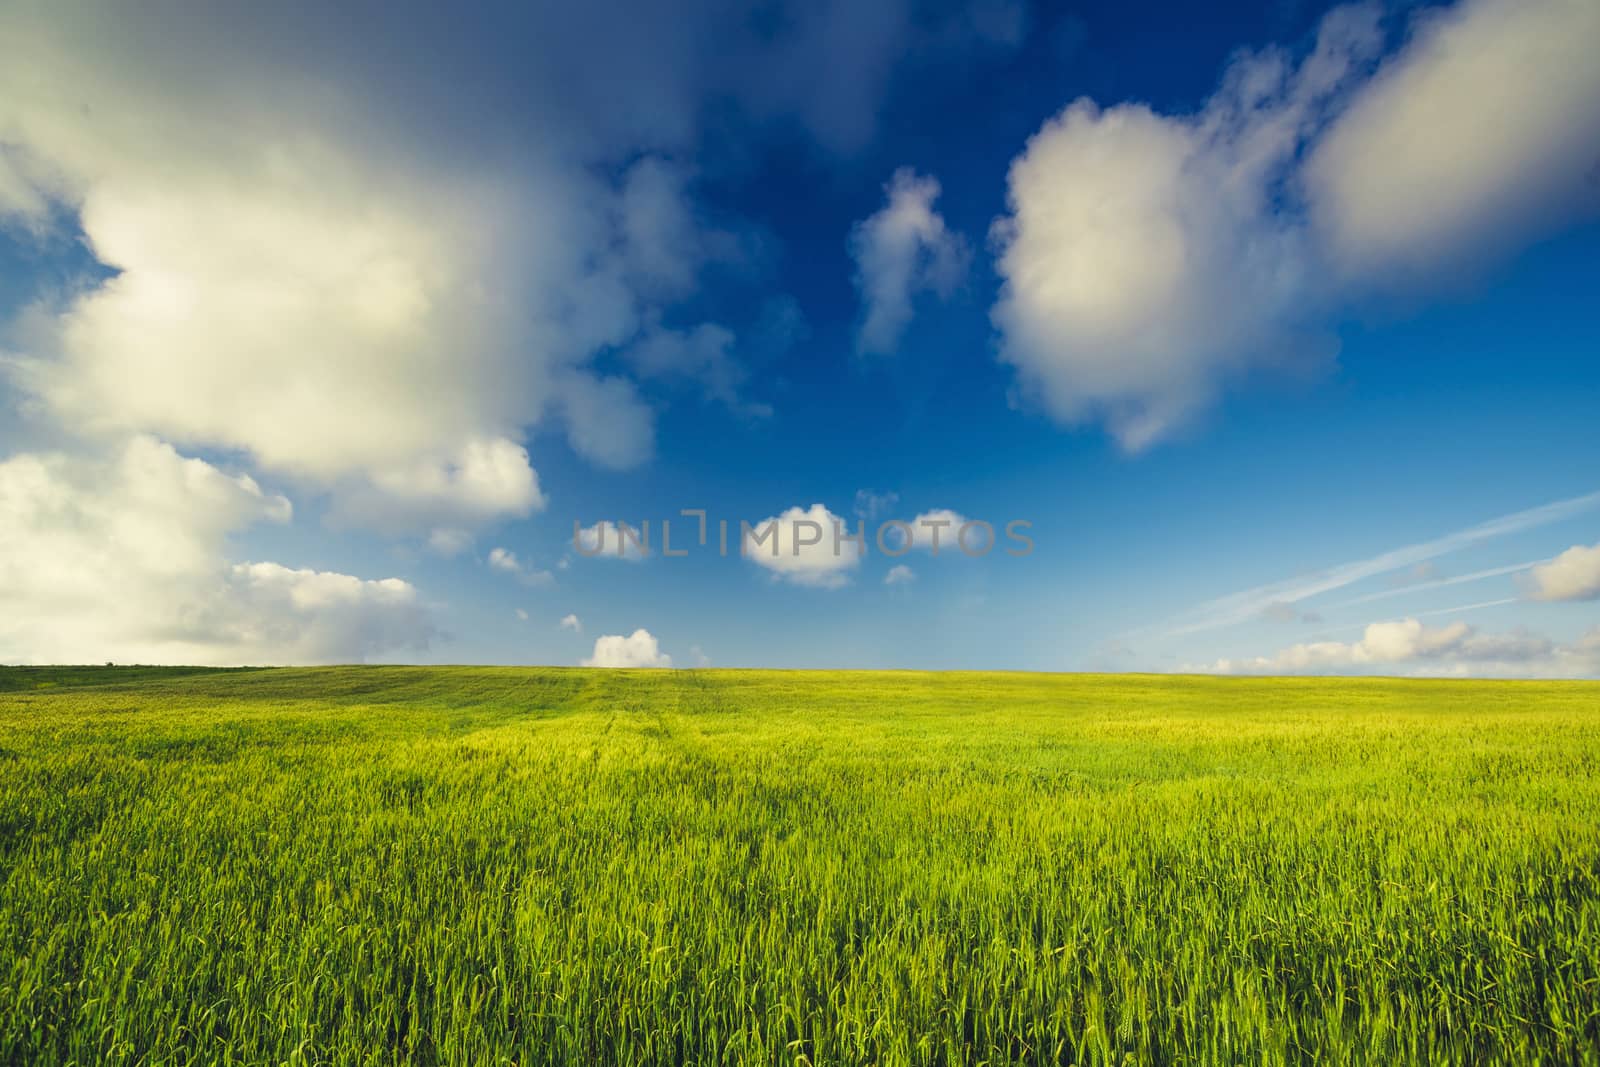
[{"x1": 1, "y1": 0, "x2": 1598, "y2": 674}]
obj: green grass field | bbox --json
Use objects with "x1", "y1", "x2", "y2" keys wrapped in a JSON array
[{"x1": 2, "y1": 666, "x2": 1598, "y2": 1066}]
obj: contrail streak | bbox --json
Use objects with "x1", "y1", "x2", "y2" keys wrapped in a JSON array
[
  {"x1": 1160, "y1": 490, "x2": 1600, "y2": 637},
  {"x1": 1329, "y1": 561, "x2": 1540, "y2": 609}
]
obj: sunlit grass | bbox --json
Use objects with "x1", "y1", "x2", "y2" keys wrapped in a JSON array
[{"x1": 2, "y1": 666, "x2": 1597, "y2": 1065}]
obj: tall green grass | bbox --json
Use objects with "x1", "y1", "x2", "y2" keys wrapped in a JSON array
[{"x1": 2, "y1": 666, "x2": 1597, "y2": 1065}]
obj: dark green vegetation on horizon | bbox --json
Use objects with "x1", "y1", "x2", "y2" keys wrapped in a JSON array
[
  {"x1": 2, "y1": 666, "x2": 1598, "y2": 1065},
  {"x1": 0, "y1": 664, "x2": 256, "y2": 692}
]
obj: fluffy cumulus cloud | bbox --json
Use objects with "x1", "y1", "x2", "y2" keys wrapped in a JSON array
[
  {"x1": 0, "y1": 0, "x2": 1019, "y2": 533},
  {"x1": 0, "y1": 1, "x2": 1027, "y2": 663},
  {"x1": 901, "y1": 509, "x2": 978, "y2": 553},
  {"x1": 873, "y1": 508, "x2": 977, "y2": 554},
  {"x1": 574, "y1": 521, "x2": 650, "y2": 562},
  {"x1": 1527, "y1": 542, "x2": 1600, "y2": 602},
  {"x1": 993, "y1": 0, "x2": 1600, "y2": 450},
  {"x1": 1304, "y1": 0, "x2": 1600, "y2": 282},
  {"x1": 850, "y1": 168, "x2": 969, "y2": 354},
  {"x1": 560, "y1": 614, "x2": 583, "y2": 633},
  {"x1": 486, "y1": 547, "x2": 553, "y2": 587},
  {"x1": 221, "y1": 564, "x2": 433, "y2": 664},
  {"x1": 743, "y1": 503, "x2": 863, "y2": 589},
  {"x1": 992, "y1": 6, "x2": 1379, "y2": 450},
  {"x1": 0, "y1": 6, "x2": 620, "y2": 539},
  {"x1": 0, "y1": 437, "x2": 432, "y2": 664},
  {"x1": 333, "y1": 440, "x2": 546, "y2": 535},
  {"x1": 1211, "y1": 617, "x2": 1600, "y2": 678},
  {"x1": 582, "y1": 629, "x2": 673, "y2": 668},
  {"x1": 885, "y1": 564, "x2": 916, "y2": 585},
  {"x1": 0, "y1": 25, "x2": 585, "y2": 519}
]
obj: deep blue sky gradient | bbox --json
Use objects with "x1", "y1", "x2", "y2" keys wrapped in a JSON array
[{"x1": 3, "y1": 0, "x2": 1596, "y2": 670}]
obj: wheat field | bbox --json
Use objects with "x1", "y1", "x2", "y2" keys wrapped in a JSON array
[{"x1": 2, "y1": 665, "x2": 1597, "y2": 1065}]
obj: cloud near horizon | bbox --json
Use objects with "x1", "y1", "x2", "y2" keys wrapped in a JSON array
[
  {"x1": 0, "y1": 437, "x2": 433, "y2": 664},
  {"x1": 1210, "y1": 616, "x2": 1600, "y2": 679},
  {"x1": 582, "y1": 629, "x2": 672, "y2": 668}
]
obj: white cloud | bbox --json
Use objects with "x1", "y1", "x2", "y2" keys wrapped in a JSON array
[
  {"x1": 0, "y1": 146, "x2": 53, "y2": 228},
  {"x1": 582, "y1": 628, "x2": 672, "y2": 668},
  {"x1": 332, "y1": 438, "x2": 545, "y2": 534},
  {"x1": 1, "y1": 70, "x2": 568, "y2": 526},
  {"x1": 743, "y1": 503, "x2": 861, "y2": 588},
  {"x1": 850, "y1": 168, "x2": 968, "y2": 354},
  {"x1": 0, "y1": 437, "x2": 432, "y2": 664},
  {"x1": 1527, "y1": 542, "x2": 1600, "y2": 602},
  {"x1": 0, "y1": 0, "x2": 1026, "y2": 510},
  {"x1": 854, "y1": 488, "x2": 900, "y2": 521},
  {"x1": 222, "y1": 563, "x2": 433, "y2": 664},
  {"x1": 574, "y1": 521, "x2": 650, "y2": 562},
  {"x1": 624, "y1": 320, "x2": 771, "y2": 416},
  {"x1": 907, "y1": 509, "x2": 974, "y2": 553},
  {"x1": 0, "y1": 1, "x2": 1031, "y2": 661},
  {"x1": 0, "y1": 4, "x2": 816, "y2": 532},
  {"x1": 486, "y1": 546, "x2": 553, "y2": 587},
  {"x1": 1210, "y1": 617, "x2": 1600, "y2": 679},
  {"x1": 560, "y1": 613, "x2": 583, "y2": 633},
  {"x1": 992, "y1": 6, "x2": 1379, "y2": 451},
  {"x1": 1305, "y1": 0, "x2": 1600, "y2": 282},
  {"x1": 515, "y1": 608, "x2": 529, "y2": 622},
  {"x1": 427, "y1": 527, "x2": 473, "y2": 557},
  {"x1": 556, "y1": 375, "x2": 657, "y2": 471},
  {"x1": 885, "y1": 564, "x2": 916, "y2": 585},
  {"x1": 992, "y1": 0, "x2": 1600, "y2": 450},
  {"x1": 877, "y1": 509, "x2": 987, "y2": 555}
]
